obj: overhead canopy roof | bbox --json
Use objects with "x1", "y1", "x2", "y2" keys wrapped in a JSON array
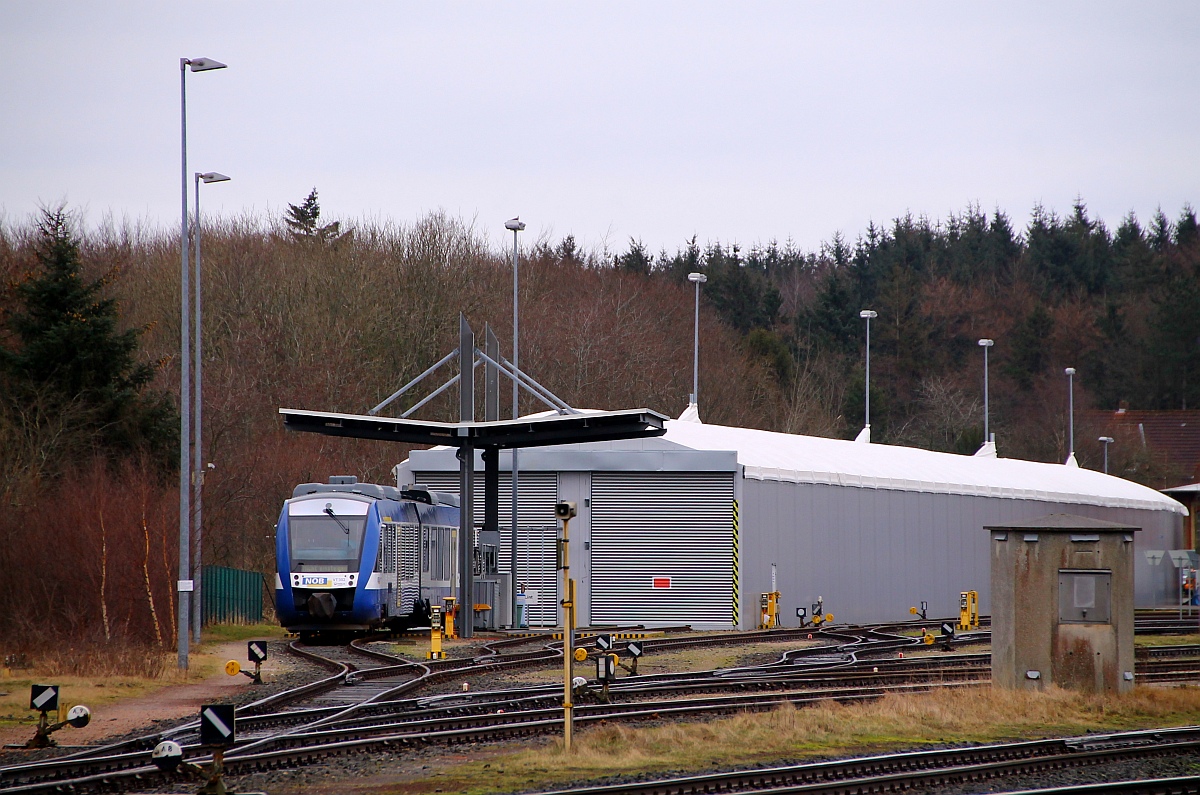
[{"x1": 279, "y1": 407, "x2": 668, "y2": 449}]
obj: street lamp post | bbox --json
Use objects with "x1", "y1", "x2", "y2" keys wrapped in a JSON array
[
  {"x1": 1065, "y1": 367, "x2": 1077, "y2": 464},
  {"x1": 190, "y1": 171, "x2": 229, "y2": 645},
  {"x1": 1099, "y1": 436, "x2": 1114, "y2": 474},
  {"x1": 978, "y1": 339, "x2": 994, "y2": 443},
  {"x1": 859, "y1": 310, "x2": 877, "y2": 439},
  {"x1": 504, "y1": 217, "x2": 525, "y2": 628},
  {"x1": 687, "y1": 272, "x2": 707, "y2": 407},
  {"x1": 178, "y1": 55, "x2": 225, "y2": 672}
]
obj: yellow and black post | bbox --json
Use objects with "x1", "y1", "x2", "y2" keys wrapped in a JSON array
[
  {"x1": 556, "y1": 500, "x2": 578, "y2": 752},
  {"x1": 443, "y1": 596, "x2": 458, "y2": 639},
  {"x1": 428, "y1": 604, "x2": 444, "y2": 660},
  {"x1": 957, "y1": 590, "x2": 979, "y2": 631}
]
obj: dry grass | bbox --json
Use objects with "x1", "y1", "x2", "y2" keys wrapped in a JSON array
[
  {"x1": 387, "y1": 685, "x2": 1200, "y2": 795},
  {"x1": 202, "y1": 623, "x2": 288, "y2": 644},
  {"x1": 0, "y1": 633, "x2": 246, "y2": 730},
  {"x1": 1135, "y1": 633, "x2": 1200, "y2": 647}
]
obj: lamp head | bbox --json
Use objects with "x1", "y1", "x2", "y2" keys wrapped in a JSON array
[
  {"x1": 688, "y1": 272, "x2": 707, "y2": 284},
  {"x1": 197, "y1": 172, "x2": 231, "y2": 184},
  {"x1": 978, "y1": 338, "x2": 994, "y2": 347},
  {"x1": 504, "y1": 217, "x2": 526, "y2": 232},
  {"x1": 859, "y1": 309, "x2": 877, "y2": 319},
  {"x1": 1064, "y1": 367, "x2": 1076, "y2": 376},
  {"x1": 1098, "y1": 436, "x2": 1114, "y2": 444},
  {"x1": 186, "y1": 57, "x2": 227, "y2": 72}
]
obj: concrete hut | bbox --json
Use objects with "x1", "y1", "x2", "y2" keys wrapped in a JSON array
[{"x1": 987, "y1": 514, "x2": 1139, "y2": 693}]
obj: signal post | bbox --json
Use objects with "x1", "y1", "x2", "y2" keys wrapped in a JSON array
[{"x1": 556, "y1": 500, "x2": 577, "y2": 751}]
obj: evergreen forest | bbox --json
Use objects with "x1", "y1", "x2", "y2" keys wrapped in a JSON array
[{"x1": 0, "y1": 198, "x2": 1197, "y2": 653}]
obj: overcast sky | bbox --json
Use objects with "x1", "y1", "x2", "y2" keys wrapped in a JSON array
[{"x1": 2, "y1": 2, "x2": 1197, "y2": 255}]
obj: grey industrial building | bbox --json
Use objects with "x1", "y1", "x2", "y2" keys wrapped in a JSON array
[{"x1": 395, "y1": 413, "x2": 1186, "y2": 629}]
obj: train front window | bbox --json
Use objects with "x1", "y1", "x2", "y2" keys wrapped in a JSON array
[{"x1": 288, "y1": 499, "x2": 369, "y2": 572}]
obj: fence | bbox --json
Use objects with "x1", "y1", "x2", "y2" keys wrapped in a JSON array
[{"x1": 201, "y1": 565, "x2": 264, "y2": 625}]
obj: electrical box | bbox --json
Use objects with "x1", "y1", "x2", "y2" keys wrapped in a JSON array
[{"x1": 1058, "y1": 570, "x2": 1112, "y2": 624}]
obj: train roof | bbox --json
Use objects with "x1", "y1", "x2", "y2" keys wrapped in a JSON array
[{"x1": 291, "y1": 477, "x2": 458, "y2": 507}]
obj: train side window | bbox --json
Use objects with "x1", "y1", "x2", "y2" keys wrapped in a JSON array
[{"x1": 422, "y1": 525, "x2": 429, "y2": 573}]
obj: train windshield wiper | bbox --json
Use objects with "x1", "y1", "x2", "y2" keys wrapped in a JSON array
[{"x1": 324, "y1": 505, "x2": 352, "y2": 535}]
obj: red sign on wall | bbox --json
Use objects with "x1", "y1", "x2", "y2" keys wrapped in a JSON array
[{"x1": 652, "y1": 577, "x2": 672, "y2": 589}]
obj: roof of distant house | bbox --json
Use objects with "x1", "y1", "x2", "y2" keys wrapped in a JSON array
[{"x1": 1086, "y1": 409, "x2": 1200, "y2": 483}]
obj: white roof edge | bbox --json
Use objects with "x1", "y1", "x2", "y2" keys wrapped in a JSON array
[
  {"x1": 739, "y1": 468, "x2": 1190, "y2": 516},
  {"x1": 657, "y1": 420, "x2": 1186, "y2": 518},
  {"x1": 741, "y1": 465, "x2": 1187, "y2": 515}
]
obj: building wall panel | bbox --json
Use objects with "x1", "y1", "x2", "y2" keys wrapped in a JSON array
[{"x1": 742, "y1": 478, "x2": 1182, "y2": 627}]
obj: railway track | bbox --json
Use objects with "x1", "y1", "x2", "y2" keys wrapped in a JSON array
[
  {"x1": 3, "y1": 621, "x2": 1198, "y2": 794},
  {"x1": 533, "y1": 726, "x2": 1200, "y2": 795}
]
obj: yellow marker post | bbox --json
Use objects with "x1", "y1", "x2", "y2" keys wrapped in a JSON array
[
  {"x1": 573, "y1": 648, "x2": 587, "y2": 662},
  {"x1": 428, "y1": 604, "x2": 444, "y2": 660},
  {"x1": 224, "y1": 660, "x2": 241, "y2": 677},
  {"x1": 957, "y1": 590, "x2": 979, "y2": 631},
  {"x1": 443, "y1": 596, "x2": 457, "y2": 639},
  {"x1": 556, "y1": 501, "x2": 578, "y2": 752}
]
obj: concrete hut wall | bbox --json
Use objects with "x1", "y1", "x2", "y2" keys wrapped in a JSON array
[{"x1": 740, "y1": 478, "x2": 1183, "y2": 627}]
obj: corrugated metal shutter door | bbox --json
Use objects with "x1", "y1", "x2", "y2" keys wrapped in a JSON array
[
  {"x1": 414, "y1": 471, "x2": 560, "y2": 626},
  {"x1": 515, "y1": 525, "x2": 560, "y2": 626},
  {"x1": 591, "y1": 473, "x2": 734, "y2": 626},
  {"x1": 412, "y1": 472, "x2": 557, "y2": 527}
]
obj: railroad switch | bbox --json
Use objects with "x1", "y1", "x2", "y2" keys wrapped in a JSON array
[
  {"x1": 909, "y1": 600, "x2": 929, "y2": 620},
  {"x1": 807, "y1": 597, "x2": 834, "y2": 628},
  {"x1": 957, "y1": 590, "x2": 979, "y2": 631},
  {"x1": 939, "y1": 621, "x2": 956, "y2": 651},
  {"x1": 24, "y1": 686, "x2": 90, "y2": 748},
  {"x1": 153, "y1": 740, "x2": 237, "y2": 795},
  {"x1": 428, "y1": 604, "x2": 446, "y2": 660},
  {"x1": 618, "y1": 641, "x2": 642, "y2": 676},
  {"x1": 224, "y1": 641, "x2": 268, "y2": 685},
  {"x1": 154, "y1": 703, "x2": 242, "y2": 795},
  {"x1": 596, "y1": 653, "x2": 618, "y2": 702}
]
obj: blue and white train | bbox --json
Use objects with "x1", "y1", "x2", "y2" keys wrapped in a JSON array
[{"x1": 274, "y1": 476, "x2": 460, "y2": 641}]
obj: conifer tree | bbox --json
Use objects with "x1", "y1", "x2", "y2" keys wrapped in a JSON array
[
  {"x1": 285, "y1": 188, "x2": 348, "y2": 244},
  {"x1": 0, "y1": 208, "x2": 176, "y2": 473}
]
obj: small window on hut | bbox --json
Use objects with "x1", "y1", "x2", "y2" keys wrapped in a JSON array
[{"x1": 1057, "y1": 569, "x2": 1112, "y2": 624}]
